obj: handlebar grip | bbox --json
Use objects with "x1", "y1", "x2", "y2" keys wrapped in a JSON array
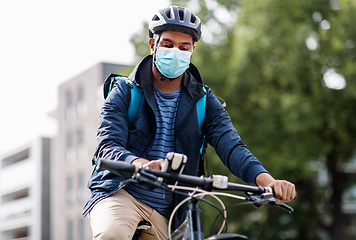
[
  {"x1": 97, "y1": 159, "x2": 138, "y2": 178},
  {"x1": 268, "y1": 187, "x2": 298, "y2": 200}
]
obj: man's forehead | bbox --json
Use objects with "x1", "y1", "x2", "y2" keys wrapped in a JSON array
[{"x1": 159, "y1": 31, "x2": 194, "y2": 44}]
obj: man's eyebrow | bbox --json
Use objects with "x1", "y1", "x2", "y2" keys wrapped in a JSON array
[
  {"x1": 161, "y1": 38, "x2": 174, "y2": 43},
  {"x1": 181, "y1": 41, "x2": 192, "y2": 46},
  {"x1": 161, "y1": 38, "x2": 192, "y2": 46}
]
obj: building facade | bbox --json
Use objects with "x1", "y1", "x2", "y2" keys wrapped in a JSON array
[
  {"x1": 0, "y1": 137, "x2": 51, "y2": 240},
  {"x1": 50, "y1": 62, "x2": 129, "y2": 240}
]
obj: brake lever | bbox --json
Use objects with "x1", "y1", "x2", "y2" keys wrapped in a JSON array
[
  {"x1": 268, "y1": 201, "x2": 294, "y2": 214},
  {"x1": 246, "y1": 192, "x2": 294, "y2": 214},
  {"x1": 245, "y1": 192, "x2": 273, "y2": 208}
]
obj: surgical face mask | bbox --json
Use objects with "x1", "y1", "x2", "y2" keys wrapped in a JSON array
[{"x1": 155, "y1": 47, "x2": 192, "y2": 79}]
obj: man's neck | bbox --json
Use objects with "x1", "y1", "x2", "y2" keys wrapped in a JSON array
[{"x1": 152, "y1": 64, "x2": 182, "y2": 93}]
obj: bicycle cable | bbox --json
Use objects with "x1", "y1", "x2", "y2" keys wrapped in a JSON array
[
  {"x1": 167, "y1": 186, "x2": 225, "y2": 240},
  {"x1": 166, "y1": 185, "x2": 247, "y2": 239},
  {"x1": 210, "y1": 201, "x2": 253, "y2": 236}
]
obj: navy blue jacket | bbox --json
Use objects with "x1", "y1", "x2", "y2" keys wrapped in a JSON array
[{"x1": 83, "y1": 55, "x2": 268, "y2": 225}]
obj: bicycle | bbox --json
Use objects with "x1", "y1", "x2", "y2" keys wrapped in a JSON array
[{"x1": 96, "y1": 154, "x2": 294, "y2": 240}]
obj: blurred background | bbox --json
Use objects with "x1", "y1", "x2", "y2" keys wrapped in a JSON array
[{"x1": 0, "y1": 0, "x2": 355, "y2": 239}]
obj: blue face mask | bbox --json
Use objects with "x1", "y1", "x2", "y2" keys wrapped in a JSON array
[{"x1": 155, "y1": 47, "x2": 192, "y2": 79}]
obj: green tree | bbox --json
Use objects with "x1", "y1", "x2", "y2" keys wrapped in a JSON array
[{"x1": 224, "y1": 0, "x2": 356, "y2": 239}]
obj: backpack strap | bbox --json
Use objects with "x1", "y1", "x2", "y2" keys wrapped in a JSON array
[
  {"x1": 103, "y1": 74, "x2": 143, "y2": 126},
  {"x1": 197, "y1": 85, "x2": 208, "y2": 176},
  {"x1": 196, "y1": 86, "x2": 207, "y2": 135},
  {"x1": 126, "y1": 78, "x2": 143, "y2": 126},
  {"x1": 197, "y1": 86, "x2": 226, "y2": 176}
]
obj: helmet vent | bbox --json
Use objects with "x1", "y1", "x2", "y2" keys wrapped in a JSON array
[
  {"x1": 152, "y1": 15, "x2": 160, "y2": 21},
  {"x1": 178, "y1": 9, "x2": 184, "y2": 21},
  {"x1": 190, "y1": 14, "x2": 196, "y2": 24},
  {"x1": 165, "y1": 9, "x2": 172, "y2": 19}
]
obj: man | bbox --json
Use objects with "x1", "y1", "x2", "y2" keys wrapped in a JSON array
[{"x1": 83, "y1": 6, "x2": 296, "y2": 240}]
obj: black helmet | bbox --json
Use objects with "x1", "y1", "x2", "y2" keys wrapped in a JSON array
[{"x1": 149, "y1": 6, "x2": 202, "y2": 42}]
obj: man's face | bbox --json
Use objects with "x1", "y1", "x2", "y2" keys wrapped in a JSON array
[{"x1": 151, "y1": 30, "x2": 195, "y2": 53}]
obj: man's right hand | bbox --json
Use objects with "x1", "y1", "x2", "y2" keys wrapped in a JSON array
[{"x1": 132, "y1": 158, "x2": 164, "y2": 171}]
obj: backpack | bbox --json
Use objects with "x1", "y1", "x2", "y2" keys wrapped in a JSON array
[{"x1": 97, "y1": 73, "x2": 209, "y2": 176}]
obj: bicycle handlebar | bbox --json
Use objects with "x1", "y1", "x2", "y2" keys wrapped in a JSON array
[
  {"x1": 98, "y1": 159, "x2": 265, "y2": 192},
  {"x1": 97, "y1": 158, "x2": 139, "y2": 177},
  {"x1": 97, "y1": 158, "x2": 294, "y2": 213}
]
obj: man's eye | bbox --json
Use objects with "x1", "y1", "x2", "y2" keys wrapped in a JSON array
[
  {"x1": 162, "y1": 43, "x2": 173, "y2": 48},
  {"x1": 179, "y1": 46, "x2": 190, "y2": 51}
]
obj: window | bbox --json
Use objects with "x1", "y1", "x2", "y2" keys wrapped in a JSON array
[
  {"x1": 1, "y1": 188, "x2": 29, "y2": 204},
  {"x1": 77, "y1": 172, "x2": 86, "y2": 203},
  {"x1": 78, "y1": 216, "x2": 85, "y2": 240},
  {"x1": 77, "y1": 85, "x2": 84, "y2": 102},
  {"x1": 77, "y1": 128, "x2": 87, "y2": 162},
  {"x1": 65, "y1": 90, "x2": 75, "y2": 122},
  {"x1": 66, "y1": 131, "x2": 76, "y2": 164},
  {"x1": 67, "y1": 218, "x2": 73, "y2": 240},
  {"x1": 66, "y1": 176, "x2": 75, "y2": 204},
  {"x1": 1, "y1": 149, "x2": 29, "y2": 168},
  {"x1": 77, "y1": 85, "x2": 87, "y2": 119}
]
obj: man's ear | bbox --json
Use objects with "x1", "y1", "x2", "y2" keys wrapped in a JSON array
[
  {"x1": 190, "y1": 45, "x2": 196, "y2": 60},
  {"x1": 149, "y1": 38, "x2": 155, "y2": 55}
]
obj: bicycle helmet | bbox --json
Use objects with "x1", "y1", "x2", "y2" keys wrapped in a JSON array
[{"x1": 149, "y1": 6, "x2": 202, "y2": 42}]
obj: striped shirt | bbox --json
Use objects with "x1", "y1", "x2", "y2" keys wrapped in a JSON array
[{"x1": 125, "y1": 87, "x2": 181, "y2": 217}]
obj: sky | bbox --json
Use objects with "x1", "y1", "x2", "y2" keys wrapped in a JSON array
[{"x1": 0, "y1": 0, "x2": 170, "y2": 155}]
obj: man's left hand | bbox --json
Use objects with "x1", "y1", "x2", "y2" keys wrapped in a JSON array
[
  {"x1": 256, "y1": 172, "x2": 296, "y2": 203},
  {"x1": 269, "y1": 180, "x2": 296, "y2": 203}
]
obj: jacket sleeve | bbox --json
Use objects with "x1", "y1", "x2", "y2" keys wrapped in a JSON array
[
  {"x1": 95, "y1": 81, "x2": 138, "y2": 164},
  {"x1": 204, "y1": 89, "x2": 269, "y2": 185}
]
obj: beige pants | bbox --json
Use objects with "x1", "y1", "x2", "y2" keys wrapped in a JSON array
[{"x1": 88, "y1": 188, "x2": 168, "y2": 240}]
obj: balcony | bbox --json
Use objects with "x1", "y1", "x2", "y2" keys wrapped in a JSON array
[
  {"x1": 0, "y1": 159, "x2": 34, "y2": 194},
  {"x1": 0, "y1": 226, "x2": 29, "y2": 240},
  {"x1": 0, "y1": 197, "x2": 31, "y2": 222}
]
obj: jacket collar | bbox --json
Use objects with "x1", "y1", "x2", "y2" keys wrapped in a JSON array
[{"x1": 128, "y1": 55, "x2": 206, "y2": 102}]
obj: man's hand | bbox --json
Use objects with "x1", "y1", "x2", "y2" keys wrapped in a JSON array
[
  {"x1": 269, "y1": 180, "x2": 296, "y2": 203},
  {"x1": 256, "y1": 172, "x2": 296, "y2": 203},
  {"x1": 132, "y1": 158, "x2": 165, "y2": 171}
]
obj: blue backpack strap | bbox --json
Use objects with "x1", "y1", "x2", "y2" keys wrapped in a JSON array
[
  {"x1": 196, "y1": 86, "x2": 207, "y2": 135},
  {"x1": 103, "y1": 74, "x2": 143, "y2": 126},
  {"x1": 111, "y1": 76, "x2": 142, "y2": 126},
  {"x1": 126, "y1": 78, "x2": 143, "y2": 126},
  {"x1": 196, "y1": 86, "x2": 207, "y2": 155},
  {"x1": 197, "y1": 86, "x2": 207, "y2": 176}
]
